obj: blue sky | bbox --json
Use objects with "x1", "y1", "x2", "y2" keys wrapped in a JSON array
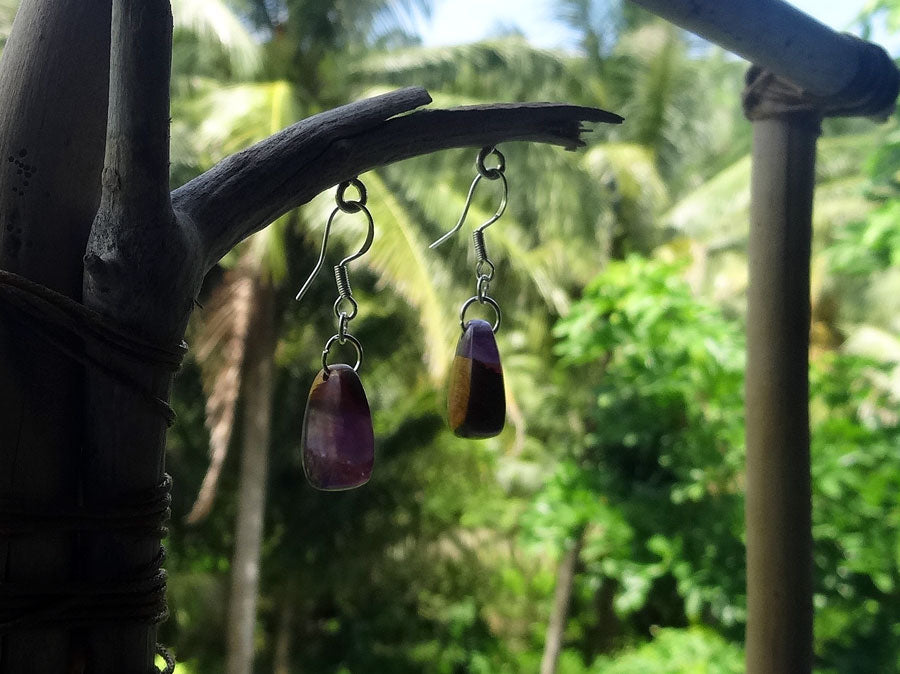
[{"x1": 413, "y1": 1, "x2": 896, "y2": 54}]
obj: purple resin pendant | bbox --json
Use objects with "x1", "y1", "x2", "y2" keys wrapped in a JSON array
[
  {"x1": 448, "y1": 319, "x2": 505, "y2": 438},
  {"x1": 301, "y1": 364, "x2": 374, "y2": 491}
]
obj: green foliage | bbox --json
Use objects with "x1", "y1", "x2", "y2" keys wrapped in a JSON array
[
  {"x1": 828, "y1": 201, "x2": 900, "y2": 275},
  {"x1": 809, "y1": 354, "x2": 900, "y2": 673},
  {"x1": 0, "y1": 0, "x2": 17, "y2": 53},
  {"x1": 543, "y1": 258, "x2": 746, "y2": 653},
  {"x1": 162, "y1": 2, "x2": 900, "y2": 672},
  {"x1": 826, "y1": 122, "x2": 900, "y2": 278},
  {"x1": 534, "y1": 258, "x2": 900, "y2": 670},
  {"x1": 590, "y1": 627, "x2": 744, "y2": 673},
  {"x1": 859, "y1": 0, "x2": 900, "y2": 35},
  {"x1": 820, "y1": 117, "x2": 900, "y2": 342}
]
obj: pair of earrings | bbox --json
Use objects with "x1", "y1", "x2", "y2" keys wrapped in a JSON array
[{"x1": 297, "y1": 147, "x2": 509, "y2": 491}]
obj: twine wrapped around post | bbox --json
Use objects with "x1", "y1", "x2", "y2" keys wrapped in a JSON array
[{"x1": 0, "y1": 269, "x2": 183, "y2": 673}]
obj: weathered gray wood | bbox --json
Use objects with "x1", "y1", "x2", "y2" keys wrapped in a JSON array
[
  {"x1": 172, "y1": 89, "x2": 622, "y2": 269},
  {"x1": 0, "y1": 0, "x2": 111, "y2": 671},
  {"x1": 629, "y1": 0, "x2": 866, "y2": 97},
  {"x1": 81, "y1": 1, "x2": 189, "y2": 671}
]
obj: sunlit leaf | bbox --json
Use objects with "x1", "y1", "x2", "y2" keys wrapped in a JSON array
[{"x1": 173, "y1": 0, "x2": 262, "y2": 77}]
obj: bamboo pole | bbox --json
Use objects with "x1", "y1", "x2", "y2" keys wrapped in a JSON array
[
  {"x1": 629, "y1": 0, "x2": 897, "y2": 114},
  {"x1": 745, "y1": 114, "x2": 818, "y2": 674}
]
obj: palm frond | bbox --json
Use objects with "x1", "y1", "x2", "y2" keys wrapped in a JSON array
[
  {"x1": 175, "y1": 78, "x2": 302, "y2": 277},
  {"x1": 604, "y1": 22, "x2": 747, "y2": 194},
  {"x1": 554, "y1": 0, "x2": 624, "y2": 60},
  {"x1": 350, "y1": 38, "x2": 602, "y2": 105},
  {"x1": 368, "y1": 0, "x2": 431, "y2": 45},
  {"x1": 248, "y1": 214, "x2": 291, "y2": 283},
  {"x1": 186, "y1": 252, "x2": 261, "y2": 524},
  {"x1": 184, "y1": 79, "x2": 304, "y2": 163},
  {"x1": 664, "y1": 133, "x2": 884, "y2": 244},
  {"x1": 583, "y1": 141, "x2": 669, "y2": 252},
  {"x1": 662, "y1": 154, "x2": 751, "y2": 242},
  {"x1": 173, "y1": 0, "x2": 262, "y2": 77}
]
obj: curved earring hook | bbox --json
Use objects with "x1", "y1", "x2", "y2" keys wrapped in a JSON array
[
  {"x1": 337, "y1": 206, "x2": 375, "y2": 269},
  {"x1": 430, "y1": 147, "x2": 508, "y2": 249},
  {"x1": 295, "y1": 179, "x2": 375, "y2": 302}
]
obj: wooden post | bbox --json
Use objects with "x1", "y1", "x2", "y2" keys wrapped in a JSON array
[
  {"x1": 745, "y1": 113, "x2": 818, "y2": 674},
  {"x1": 0, "y1": 1, "x2": 111, "y2": 671}
]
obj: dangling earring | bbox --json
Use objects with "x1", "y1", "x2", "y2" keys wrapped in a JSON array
[
  {"x1": 295, "y1": 178, "x2": 375, "y2": 490},
  {"x1": 431, "y1": 146, "x2": 508, "y2": 439}
]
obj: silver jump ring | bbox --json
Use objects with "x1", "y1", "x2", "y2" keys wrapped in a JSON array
[
  {"x1": 336, "y1": 178, "x2": 368, "y2": 214},
  {"x1": 337, "y1": 311, "x2": 350, "y2": 339},
  {"x1": 322, "y1": 332, "x2": 363, "y2": 373},
  {"x1": 475, "y1": 258, "x2": 495, "y2": 281},
  {"x1": 476, "y1": 147, "x2": 506, "y2": 180},
  {"x1": 477, "y1": 275, "x2": 491, "y2": 301},
  {"x1": 333, "y1": 295, "x2": 359, "y2": 320},
  {"x1": 459, "y1": 295, "x2": 501, "y2": 333}
]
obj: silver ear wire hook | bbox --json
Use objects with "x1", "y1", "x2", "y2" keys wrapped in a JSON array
[
  {"x1": 433, "y1": 147, "x2": 508, "y2": 335},
  {"x1": 295, "y1": 178, "x2": 374, "y2": 303},
  {"x1": 430, "y1": 146, "x2": 508, "y2": 249}
]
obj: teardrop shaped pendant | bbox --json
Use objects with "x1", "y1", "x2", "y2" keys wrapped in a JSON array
[
  {"x1": 448, "y1": 319, "x2": 505, "y2": 438},
  {"x1": 301, "y1": 364, "x2": 374, "y2": 491}
]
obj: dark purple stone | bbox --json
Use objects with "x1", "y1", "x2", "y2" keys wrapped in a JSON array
[
  {"x1": 301, "y1": 364, "x2": 374, "y2": 491},
  {"x1": 448, "y1": 319, "x2": 505, "y2": 438}
]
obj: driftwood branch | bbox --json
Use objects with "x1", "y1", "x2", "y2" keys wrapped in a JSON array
[
  {"x1": 88, "y1": 0, "x2": 177, "y2": 291},
  {"x1": 172, "y1": 86, "x2": 623, "y2": 269},
  {"x1": 87, "y1": 0, "x2": 199, "y2": 343},
  {"x1": 81, "y1": 2, "x2": 183, "y2": 672},
  {"x1": 102, "y1": 2, "x2": 173, "y2": 221}
]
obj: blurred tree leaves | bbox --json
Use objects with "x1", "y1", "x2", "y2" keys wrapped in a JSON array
[{"x1": 159, "y1": 1, "x2": 900, "y2": 671}]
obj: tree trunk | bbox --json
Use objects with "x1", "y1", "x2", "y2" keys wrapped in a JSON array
[
  {"x1": 273, "y1": 597, "x2": 295, "y2": 674},
  {"x1": 227, "y1": 280, "x2": 277, "y2": 674},
  {"x1": 540, "y1": 526, "x2": 585, "y2": 674}
]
